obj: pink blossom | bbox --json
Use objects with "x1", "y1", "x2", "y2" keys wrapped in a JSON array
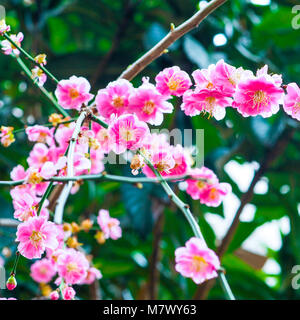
[
  {"x1": 186, "y1": 167, "x2": 218, "y2": 200},
  {"x1": 6, "y1": 275, "x2": 17, "y2": 291},
  {"x1": 12, "y1": 191, "x2": 38, "y2": 221},
  {"x1": 155, "y1": 66, "x2": 192, "y2": 97},
  {"x1": 56, "y1": 249, "x2": 89, "y2": 285},
  {"x1": 129, "y1": 78, "x2": 173, "y2": 125},
  {"x1": 10, "y1": 165, "x2": 27, "y2": 181},
  {"x1": 73, "y1": 151, "x2": 91, "y2": 175},
  {"x1": 232, "y1": 74, "x2": 284, "y2": 117},
  {"x1": 0, "y1": 126, "x2": 15, "y2": 147},
  {"x1": 1, "y1": 32, "x2": 24, "y2": 56},
  {"x1": 198, "y1": 182, "x2": 232, "y2": 207},
  {"x1": 210, "y1": 59, "x2": 251, "y2": 95},
  {"x1": 27, "y1": 143, "x2": 50, "y2": 169},
  {"x1": 90, "y1": 148, "x2": 105, "y2": 174},
  {"x1": 283, "y1": 83, "x2": 300, "y2": 121},
  {"x1": 97, "y1": 209, "x2": 122, "y2": 240},
  {"x1": 92, "y1": 122, "x2": 112, "y2": 154},
  {"x1": 181, "y1": 88, "x2": 231, "y2": 120},
  {"x1": 108, "y1": 114, "x2": 150, "y2": 154},
  {"x1": 175, "y1": 237, "x2": 220, "y2": 284},
  {"x1": 30, "y1": 258, "x2": 56, "y2": 283},
  {"x1": 16, "y1": 216, "x2": 59, "y2": 259},
  {"x1": 0, "y1": 20, "x2": 10, "y2": 35},
  {"x1": 163, "y1": 145, "x2": 190, "y2": 177},
  {"x1": 31, "y1": 66, "x2": 47, "y2": 87},
  {"x1": 62, "y1": 286, "x2": 76, "y2": 300},
  {"x1": 54, "y1": 122, "x2": 76, "y2": 149},
  {"x1": 40, "y1": 161, "x2": 57, "y2": 180},
  {"x1": 185, "y1": 167, "x2": 231, "y2": 207},
  {"x1": 55, "y1": 76, "x2": 93, "y2": 110},
  {"x1": 141, "y1": 133, "x2": 170, "y2": 153},
  {"x1": 49, "y1": 291, "x2": 59, "y2": 300},
  {"x1": 142, "y1": 150, "x2": 175, "y2": 177},
  {"x1": 96, "y1": 79, "x2": 134, "y2": 119},
  {"x1": 26, "y1": 125, "x2": 54, "y2": 145},
  {"x1": 81, "y1": 267, "x2": 102, "y2": 285}
]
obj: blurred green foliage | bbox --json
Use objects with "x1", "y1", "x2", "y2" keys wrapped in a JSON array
[{"x1": 0, "y1": 0, "x2": 300, "y2": 300}]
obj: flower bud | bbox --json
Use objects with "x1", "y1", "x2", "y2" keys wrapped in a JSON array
[
  {"x1": 95, "y1": 231, "x2": 106, "y2": 245},
  {"x1": 40, "y1": 283, "x2": 52, "y2": 297},
  {"x1": 62, "y1": 286, "x2": 75, "y2": 300},
  {"x1": 80, "y1": 219, "x2": 93, "y2": 232},
  {"x1": 66, "y1": 236, "x2": 82, "y2": 249},
  {"x1": 71, "y1": 222, "x2": 81, "y2": 234},
  {"x1": 6, "y1": 275, "x2": 17, "y2": 291},
  {"x1": 49, "y1": 290, "x2": 59, "y2": 300}
]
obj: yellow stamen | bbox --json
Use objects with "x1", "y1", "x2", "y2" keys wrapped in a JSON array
[
  {"x1": 30, "y1": 231, "x2": 43, "y2": 248},
  {"x1": 112, "y1": 96, "x2": 124, "y2": 108},
  {"x1": 69, "y1": 88, "x2": 79, "y2": 99},
  {"x1": 120, "y1": 128, "x2": 134, "y2": 141},
  {"x1": 67, "y1": 262, "x2": 78, "y2": 273},
  {"x1": 192, "y1": 255, "x2": 208, "y2": 272},
  {"x1": 167, "y1": 78, "x2": 180, "y2": 91},
  {"x1": 143, "y1": 100, "x2": 155, "y2": 115},
  {"x1": 196, "y1": 181, "x2": 206, "y2": 189}
]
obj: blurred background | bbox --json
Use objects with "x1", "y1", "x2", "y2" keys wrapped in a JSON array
[{"x1": 0, "y1": 0, "x2": 300, "y2": 300}]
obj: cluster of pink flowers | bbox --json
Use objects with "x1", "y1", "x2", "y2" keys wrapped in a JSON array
[
  {"x1": 180, "y1": 61, "x2": 285, "y2": 120},
  {"x1": 27, "y1": 231, "x2": 103, "y2": 299},
  {"x1": 11, "y1": 206, "x2": 119, "y2": 299},
  {"x1": 3, "y1": 29, "x2": 300, "y2": 299},
  {"x1": 185, "y1": 167, "x2": 231, "y2": 207}
]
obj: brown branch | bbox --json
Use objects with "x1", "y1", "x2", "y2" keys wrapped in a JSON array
[
  {"x1": 147, "y1": 200, "x2": 165, "y2": 300},
  {"x1": 89, "y1": 279, "x2": 102, "y2": 300},
  {"x1": 47, "y1": 183, "x2": 66, "y2": 212},
  {"x1": 118, "y1": 0, "x2": 228, "y2": 81},
  {"x1": 194, "y1": 125, "x2": 297, "y2": 300},
  {"x1": 90, "y1": 0, "x2": 142, "y2": 86}
]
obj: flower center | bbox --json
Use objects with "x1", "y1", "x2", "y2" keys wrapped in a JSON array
[
  {"x1": 28, "y1": 171, "x2": 43, "y2": 184},
  {"x1": 143, "y1": 100, "x2": 155, "y2": 115},
  {"x1": 196, "y1": 180, "x2": 206, "y2": 189},
  {"x1": 192, "y1": 255, "x2": 208, "y2": 273},
  {"x1": 294, "y1": 102, "x2": 300, "y2": 111},
  {"x1": 112, "y1": 96, "x2": 124, "y2": 108},
  {"x1": 205, "y1": 97, "x2": 216, "y2": 113},
  {"x1": 168, "y1": 79, "x2": 180, "y2": 91},
  {"x1": 253, "y1": 90, "x2": 266, "y2": 106},
  {"x1": 120, "y1": 128, "x2": 135, "y2": 141},
  {"x1": 67, "y1": 262, "x2": 78, "y2": 273},
  {"x1": 206, "y1": 82, "x2": 214, "y2": 89},
  {"x1": 97, "y1": 129, "x2": 109, "y2": 142},
  {"x1": 30, "y1": 230, "x2": 43, "y2": 247},
  {"x1": 40, "y1": 267, "x2": 48, "y2": 275},
  {"x1": 156, "y1": 161, "x2": 168, "y2": 172},
  {"x1": 209, "y1": 188, "x2": 218, "y2": 200},
  {"x1": 69, "y1": 88, "x2": 79, "y2": 99}
]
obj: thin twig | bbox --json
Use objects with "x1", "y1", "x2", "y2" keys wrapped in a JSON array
[
  {"x1": 15, "y1": 56, "x2": 69, "y2": 117},
  {"x1": 3, "y1": 32, "x2": 59, "y2": 84},
  {"x1": 0, "y1": 173, "x2": 202, "y2": 186},
  {"x1": 118, "y1": 0, "x2": 227, "y2": 81},
  {"x1": 148, "y1": 201, "x2": 165, "y2": 299}
]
